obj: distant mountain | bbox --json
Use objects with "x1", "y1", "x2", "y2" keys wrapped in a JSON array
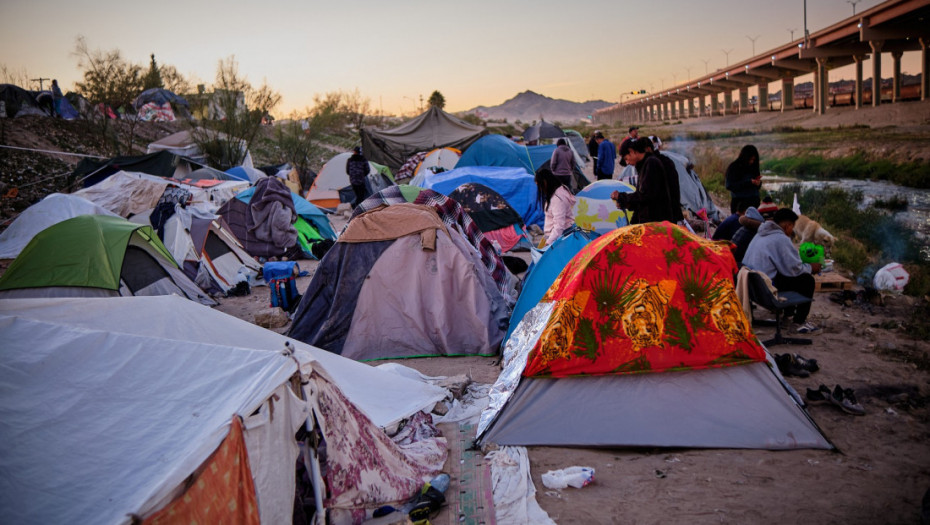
[{"x1": 464, "y1": 90, "x2": 612, "y2": 125}]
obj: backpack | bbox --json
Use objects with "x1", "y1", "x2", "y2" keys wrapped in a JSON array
[{"x1": 263, "y1": 261, "x2": 301, "y2": 312}]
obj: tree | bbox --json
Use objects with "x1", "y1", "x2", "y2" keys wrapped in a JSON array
[
  {"x1": 72, "y1": 36, "x2": 144, "y2": 155},
  {"x1": 0, "y1": 64, "x2": 30, "y2": 88},
  {"x1": 159, "y1": 64, "x2": 191, "y2": 95},
  {"x1": 428, "y1": 90, "x2": 446, "y2": 109},
  {"x1": 142, "y1": 54, "x2": 163, "y2": 90},
  {"x1": 192, "y1": 56, "x2": 281, "y2": 170}
]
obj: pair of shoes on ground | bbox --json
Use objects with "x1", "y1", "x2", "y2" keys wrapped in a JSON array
[
  {"x1": 775, "y1": 353, "x2": 819, "y2": 378},
  {"x1": 806, "y1": 384, "x2": 865, "y2": 415},
  {"x1": 795, "y1": 321, "x2": 821, "y2": 334}
]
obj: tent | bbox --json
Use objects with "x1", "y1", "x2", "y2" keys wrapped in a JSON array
[
  {"x1": 136, "y1": 102, "x2": 176, "y2": 122},
  {"x1": 573, "y1": 179, "x2": 635, "y2": 235},
  {"x1": 414, "y1": 165, "x2": 545, "y2": 227},
  {"x1": 306, "y1": 152, "x2": 395, "y2": 210},
  {"x1": 71, "y1": 150, "x2": 199, "y2": 187},
  {"x1": 0, "y1": 84, "x2": 40, "y2": 117},
  {"x1": 0, "y1": 193, "x2": 119, "y2": 259},
  {"x1": 0, "y1": 295, "x2": 449, "y2": 524},
  {"x1": 218, "y1": 177, "x2": 336, "y2": 260},
  {"x1": 564, "y1": 130, "x2": 591, "y2": 162},
  {"x1": 146, "y1": 129, "x2": 256, "y2": 170},
  {"x1": 288, "y1": 203, "x2": 509, "y2": 361},
  {"x1": 132, "y1": 87, "x2": 191, "y2": 116},
  {"x1": 0, "y1": 214, "x2": 215, "y2": 306},
  {"x1": 663, "y1": 150, "x2": 722, "y2": 221},
  {"x1": 502, "y1": 227, "x2": 597, "y2": 345},
  {"x1": 360, "y1": 106, "x2": 487, "y2": 169},
  {"x1": 351, "y1": 185, "x2": 518, "y2": 304},
  {"x1": 477, "y1": 222, "x2": 833, "y2": 450},
  {"x1": 414, "y1": 147, "x2": 461, "y2": 176},
  {"x1": 155, "y1": 206, "x2": 261, "y2": 295},
  {"x1": 454, "y1": 134, "x2": 554, "y2": 175},
  {"x1": 521, "y1": 120, "x2": 565, "y2": 144},
  {"x1": 447, "y1": 182, "x2": 528, "y2": 253}
]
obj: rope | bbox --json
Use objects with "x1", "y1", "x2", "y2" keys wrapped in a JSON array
[{"x1": 0, "y1": 144, "x2": 106, "y2": 159}]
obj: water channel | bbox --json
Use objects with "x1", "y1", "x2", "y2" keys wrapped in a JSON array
[{"x1": 763, "y1": 176, "x2": 930, "y2": 261}]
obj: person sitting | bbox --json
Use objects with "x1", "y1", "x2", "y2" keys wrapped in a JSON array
[
  {"x1": 757, "y1": 195, "x2": 778, "y2": 220},
  {"x1": 713, "y1": 200, "x2": 750, "y2": 242},
  {"x1": 742, "y1": 208, "x2": 822, "y2": 333},
  {"x1": 535, "y1": 167, "x2": 576, "y2": 247},
  {"x1": 730, "y1": 206, "x2": 764, "y2": 266}
]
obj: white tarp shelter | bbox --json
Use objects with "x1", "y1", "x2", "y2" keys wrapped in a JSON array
[{"x1": 0, "y1": 193, "x2": 118, "y2": 259}]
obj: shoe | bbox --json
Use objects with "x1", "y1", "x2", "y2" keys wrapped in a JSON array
[
  {"x1": 829, "y1": 385, "x2": 866, "y2": 416},
  {"x1": 775, "y1": 353, "x2": 810, "y2": 378},
  {"x1": 794, "y1": 354, "x2": 819, "y2": 373},
  {"x1": 796, "y1": 322, "x2": 821, "y2": 334},
  {"x1": 805, "y1": 384, "x2": 832, "y2": 405}
]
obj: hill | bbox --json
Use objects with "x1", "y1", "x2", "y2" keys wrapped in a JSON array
[{"x1": 465, "y1": 90, "x2": 612, "y2": 125}]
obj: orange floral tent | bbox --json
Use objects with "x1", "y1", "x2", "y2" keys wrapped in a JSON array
[{"x1": 524, "y1": 222, "x2": 764, "y2": 378}]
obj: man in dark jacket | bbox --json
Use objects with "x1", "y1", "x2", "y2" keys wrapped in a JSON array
[
  {"x1": 640, "y1": 139, "x2": 683, "y2": 223},
  {"x1": 346, "y1": 147, "x2": 369, "y2": 208},
  {"x1": 611, "y1": 138, "x2": 677, "y2": 224}
]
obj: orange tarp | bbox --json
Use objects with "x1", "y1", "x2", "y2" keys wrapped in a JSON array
[
  {"x1": 524, "y1": 222, "x2": 765, "y2": 378},
  {"x1": 144, "y1": 417, "x2": 260, "y2": 525}
]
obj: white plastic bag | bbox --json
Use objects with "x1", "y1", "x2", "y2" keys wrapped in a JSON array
[
  {"x1": 541, "y1": 466, "x2": 595, "y2": 489},
  {"x1": 873, "y1": 262, "x2": 909, "y2": 291}
]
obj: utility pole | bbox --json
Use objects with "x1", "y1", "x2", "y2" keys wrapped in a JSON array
[
  {"x1": 746, "y1": 35, "x2": 761, "y2": 56},
  {"x1": 788, "y1": 28, "x2": 796, "y2": 41},
  {"x1": 701, "y1": 58, "x2": 711, "y2": 75},
  {"x1": 30, "y1": 77, "x2": 51, "y2": 90},
  {"x1": 685, "y1": 66, "x2": 692, "y2": 81},
  {"x1": 722, "y1": 49, "x2": 733, "y2": 67},
  {"x1": 847, "y1": 0, "x2": 861, "y2": 15}
]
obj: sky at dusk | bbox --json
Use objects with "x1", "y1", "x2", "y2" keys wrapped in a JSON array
[{"x1": 0, "y1": 0, "x2": 920, "y2": 117}]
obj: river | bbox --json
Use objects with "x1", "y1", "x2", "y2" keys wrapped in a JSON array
[{"x1": 763, "y1": 176, "x2": 930, "y2": 261}]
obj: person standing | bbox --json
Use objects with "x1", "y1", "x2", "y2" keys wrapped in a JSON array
[
  {"x1": 619, "y1": 125, "x2": 640, "y2": 152},
  {"x1": 587, "y1": 132, "x2": 600, "y2": 179},
  {"x1": 743, "y1": 208, "x2": 821, "y2": 333},
  {"x1": 51, "y1": 79, "x2": 63, "y2": 119},
  {"x1": 725, "y1": 145, "x2": 762, "y2": 214},
  {"x1": 346, "y1": 146, "x2": 370, "y2": 208},
  {"x1": 595, "y1": 131, "x2": 615, "y2": 180},
  {"x1": 535, "y1": 167, "x2": 576, "y2": 247},
  {"x1": 550, "y1": 138, "x2": 575, "y2": 189},
  {"x1": 611, "y1": 138, "x2": 676, "y2": 224}
]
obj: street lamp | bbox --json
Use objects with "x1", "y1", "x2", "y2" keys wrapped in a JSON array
[
  {"x1": 685, "y1": 66, "x2": 692, "y2": 81},
  {"x1": 746, "y1": 35, "x2": 761, "y2": 56},
  {"x1": 722, "y1": 48, "x2": 733, "y2": 67},
  {"x1": 701, "y1": 58, "x2": 711, "y2": 74},
  {"x1": 847, "y1": 0, "x2": 861, "y2": 15},
  {"x1": 787, "y1": 28, "x2": 796, "y2": 41}
]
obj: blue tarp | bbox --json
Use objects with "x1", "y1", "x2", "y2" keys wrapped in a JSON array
[
  {"x1": 234, "y1": 187, "x2": 337, "y2": 240},
  {"x1": 415, "y1": 166, "x2": 545, "y2": 227},
  {"x1": 502, "y1": 227, "x2": 597, "y2": 345},
  {"x1": 225, "y1": 166, "x2": 251, "y2": 182},
  {"x1": 455, "y1": 134, "x2": 555, "y2": 175},
  {"x1": 132, "y1": 88, "x2": 190, "y2": 110}
]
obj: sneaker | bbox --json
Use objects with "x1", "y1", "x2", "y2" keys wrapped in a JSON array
[
  {"x1": 829, "y1": 385, "x2": 866, "y2": 415},
  {"x1": 793, "y1": 354, "x2": 820, "y2": 373},
  {"x1": 796, "y1": 322, "x2": 821, "y2": 334},
  {"x1": 775, "y1": 353, "x2": 810, "y2": 378},
  {"x1": 805, "y1": 384, "x2": 832, "y2": 405}
]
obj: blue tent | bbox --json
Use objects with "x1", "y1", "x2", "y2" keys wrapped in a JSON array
[
  {"x1": 502, "y1": 227, "x2": 597, "y2": 345},
  {"x1": 415, "y1": 166, "x2": 545, "y2": 227},
  {"x1": 455, "y1": 135, "x2": 555, "y2": 175},
  {"x1": 234, "y1": 186, "x2": 336, "y2": 240},
  {"x1": 132, "y1": 88, "x2": 190, "y2": 111}
]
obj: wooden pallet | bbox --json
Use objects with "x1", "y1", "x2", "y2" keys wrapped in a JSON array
[{"x1": 814, "y1": 272, "x2": 853, "y2": 292}]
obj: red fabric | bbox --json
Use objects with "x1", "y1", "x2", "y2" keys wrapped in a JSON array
[
  {"x1": 144, "y1": 417, "x2": 260, "y2": 525},
  {"x1": 482, "y1": 225, "x2": 524, "y2": 253},
  {"x1": 524, "y1": 222, "x2": 765, "y2": 378}
]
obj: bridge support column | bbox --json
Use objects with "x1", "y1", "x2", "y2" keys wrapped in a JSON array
[
  {"x1": 892, "y1": 50, "x2": 903, "y2": 102},
  {"x1": 739, "y1": 87, "x2": 749, "y2": 114},
  {"x1": 853, "y1": 55, "x2": 864, "y2": 109},
  {"x1": 711, "y1": 93, "x2": 720, "y2": 115},
  {"x1": 699, "y1": 95, "x2": 706, "y2": 116},
  {"x1": 758, "y1": 83, "x2": 768, "y2": 112},
  {"x1": 921, "y1": 38, "x2": 929, "y2": 101},
  {"x1": 781, "y1": 78, "x2": 794, "y2": 112},
  {"x1": 688, "y1": 97, "x2": 695, "y2": 118},
  {"x1": 870, "y1": 40, "x2": 884, "y2": 106},
  {"x1": 663, "y1": 101, "x2": 670, "y2": 121},
  {"x1": 815, "y1": 57, "x2": 829, "y2": 115},
  {"x1": 723, "y1": 91, "x2": 732, "y2": 115},
  {"x1": 678, "y1": 99, "x2": 685, "y2": 119}
]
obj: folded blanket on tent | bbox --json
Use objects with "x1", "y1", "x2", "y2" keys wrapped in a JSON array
[{"x1": 249, "y1": 178, "x2": 297, "y2": 249}]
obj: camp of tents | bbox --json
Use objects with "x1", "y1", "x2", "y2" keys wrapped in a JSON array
[{"x1": 0, "y1": 104, "x2": 811, "y2": 523}]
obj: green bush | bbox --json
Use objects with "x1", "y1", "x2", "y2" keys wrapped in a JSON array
[
  {"x1": 761, "y1": 155, "x2": 930, "y2": 188},
  {"x1": 831, "y1": 237, "x2": 870, "y2": 275}
]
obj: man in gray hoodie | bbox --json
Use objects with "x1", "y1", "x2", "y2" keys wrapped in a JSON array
[{"x1": 743, "y1": 208, "x2": 822, "y2": 333}]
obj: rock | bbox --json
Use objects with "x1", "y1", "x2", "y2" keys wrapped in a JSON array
[
  {"x1": 432, "y1": 401, "x2": 449, "y2": 416},
  {"x1": 435, "y1": 374, "x2": 471, "y2": 399},
  {"x1": 254, "y1": 308, "x2": 289, "y2": 328}
]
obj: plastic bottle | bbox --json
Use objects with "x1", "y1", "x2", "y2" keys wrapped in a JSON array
[
  {"x1": 541, "y1": 466, "x2": 595, "y2": 489},
  {"x1": 429, "y1": 473, "x2": 450, "y2": 494}
]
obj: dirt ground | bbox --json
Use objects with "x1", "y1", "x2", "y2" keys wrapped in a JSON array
[{"x1": 214, "y1": 208, "x2": 930, "y2": 525}]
